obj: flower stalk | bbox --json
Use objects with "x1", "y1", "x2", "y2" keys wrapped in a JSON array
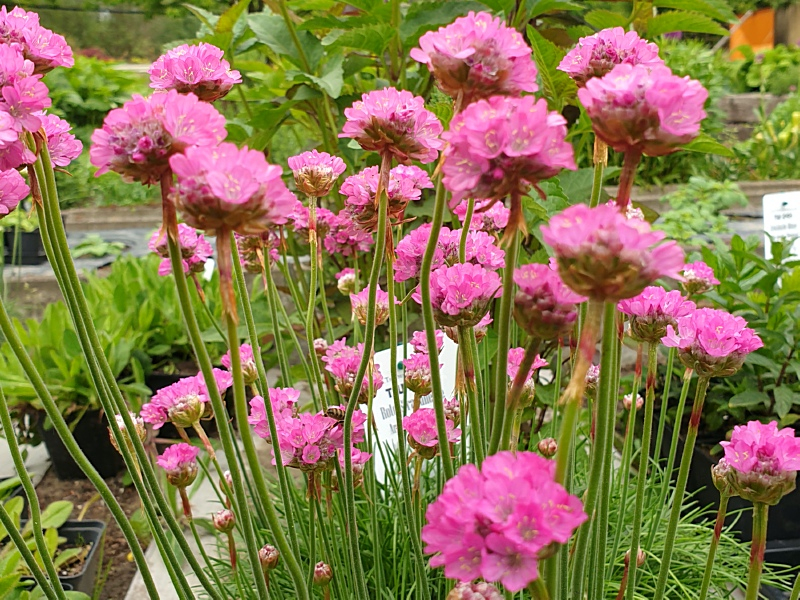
[
  {"x1": 459, "y1": 325, "x2": 486, "y2": 464},
  {"x1": 698, "y1": 493, "x2": 730, "y2": 600},
  {"x1": 745, "y1": 503, "x2": 769, "y2": 600},
  {"x1": 499, "y1": 337, "x2": 541, "y2": 451}
]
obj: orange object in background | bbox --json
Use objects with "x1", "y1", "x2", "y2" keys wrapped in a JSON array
[{"x1": 731, "y1": 8, "x2": 775, "y2": 59}]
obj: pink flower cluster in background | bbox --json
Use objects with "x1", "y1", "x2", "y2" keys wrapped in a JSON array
[
  {"x1": 513, "y1": 260, "x2": 586, "y2": 340},
  {"x1": 403, "y1": 407, "x2": 460, "y2": 458},
  {"x1": 414, "y1": 262, "x2": 502, "y2": 328},
  {"x1": 403, "y1": 352, "x2": 437, "y2": 396},
  {"x1": 247, "y1": 387, "x2": 300, "y2": 442},
  {"x1": 682, "y1": 261, "x2": 720, "y2": 296},
  {"x1": 288, "y1": 150, "x2": 346, "y2": 198},
  {"x1": 41, "y1": 113, "x2": 82, "y2": 167},
  {"x1": 221, "y1": 343, "x2": 259, "y2": 385},
  {"x1": 141, "y1": 369, "x2": 232, "y2": 429},
  {"x1": 350, "y1": 285, "x2": 394, "y2": 326},
  {"x1": 0, "y1": 6, "x2": 73, "y2": 74},
  {"x1": 323, "y1": 210, "x2": 375, "y2": 257},
  {"x1": 148, "y1": 223, "x2": 212, "y2": 276},
  {"x1": 452, "y1": 199, "x2": 510, "y2": 234},
  {"x1": 618, "y1": 286, "x2": 696, "y2": 343},
  {"x1": 322, "y1": 338, "x2": 384, "y2": 403},
  {"x1": 410, "y1": 329, "x2": 444, "y2": 354},
  {"x1": 0, "y1": 168, "x2": 28, "y2": 216},
  {"x1": 149, "y1": 43, "x2": 241, "y2": 102},
  {"x1": 422, "y1": 452, "x2": 586, "y2": 591}
]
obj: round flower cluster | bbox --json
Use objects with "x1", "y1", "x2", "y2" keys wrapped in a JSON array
[
  {"x1": 340, "y1": 164, "x2": 433, "y2": 231},
  {"x1": 41, "y1": 113, "x2": 82, "y2": 167},
  {"x1": 410, "y1": 329, "x2": 444, "y2": 354},
  {"x1": 662, "y1": 307, "x2": 764, "y2": 378},
  {"x1": 339, "y1": 87, "x2": 443, "y2": 164},
  {"x1": 235, "y1": 230, "x2": 280, "y2": 272},
  {"x1": 507, "y1": 348, "x2": 548, "y2": 407},
  {"x1": 414, "y1": 262, "x2": 502, "y2": 328},
  {"x1": 452, "y1": 199, "x2": 510, "y2": 234},
  {"x1": 108, "y1": 412, "x2": 147, "y2": 456},
  {"x1": 541, "y1": 203, "x2": 685, "y2": 301},
  {"x1": 682, "y1": 261, "x2": 720, "y2": 296},
  {"x1": 721, "y1": 420, "x2": 800, "y2": 505},
  {"x1": 247, "y1": 387, "x2": 300, "y2": 442},
  {"x1": 444, "y1": 312, "x2": 493, "y2": 344},
  {"x1": 170, "y1": 141, "x2": 296, "y2": 235},
  {"x1": 403, "y1": 407, "x2": 461, "y2": 459},
  {"x1": 140, "y1": 369, "x2": 232, "y2": 429},
  {"x1": 0, "y1": 168, "x2": 29, "y2": 218},
  {"x1": 221, "y1": 343, "x2": 259, "y2": 385},
  {"x1": 578, "y1": 63, "x2": 707, "y2": 157},
  {"x1": 513, "y1": 259, "x2": 586, "y2": 340},
  {"x1": 156, "y1": 442, "x2": 199, "y2": 488},
  {"x1": 148, "y1": 223, "x2": 213, "y2": 276},
  {"x1": 91, "y1": 90, "x2": 227, "y2": 185},
  {"x1": 617, "y1": 286, "x2": 696, "y2": 344},
  {"x1": 557, "y1": 27, "x2": 662, "y2": 87},
  {"x1": 323, "y1": 209, "x2": 375, "y2": 257},
  {"x1": 410, "y1": 11, "x2": 538, "y2": 106},
  {"x1": 403, "y1": 352, "x2": 437, "y2": 396},
  {"x1": 350, "y1": 285, "x2": 395, "y2": 326},
  {"x1": 288, "y1": 150, "x2": 346, "y2": 198},
  {"x1": 149, "y1": 43, "x2": 241, "y2": 102},
  {"x1": 422, "y1": 451, "x2": 587, "y2": 591},
  {"x1": 322, "y1": 338, "x2": 384, "y2": 404},
  {"x1": 0, "y1": 6, "x2": 73, "y2": 74},
  {"x1": 335, "y1": 268, "x2": 356, "y2": 295}
]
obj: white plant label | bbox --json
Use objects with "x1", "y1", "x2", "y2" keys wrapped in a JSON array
[
  {"x1": 369, "y1": 335, "x2": 459, "y2": 483},
  {"x1": 763, "y1": 191, "x2": 800, "y2": 260}
]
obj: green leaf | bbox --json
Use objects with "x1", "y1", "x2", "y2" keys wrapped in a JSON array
[
  {"x1": 527, "y1": 0, "x2": 583, "y2": 19},
  {"x1": 310, "y1": 54, "x2": 344, "y2": 98},
  {"x1": 182, "y1": 4, "x2": 219, "y2": 30},
  {"x1": 773, "y1": 386, "x2": 796, "y2": 419},
  {"x1": 62, "y1": 329, "x2": 81, "y2": 357},
  {"x1": 478, "y1": 0, "x2": 515, "y2": 14},
  {"x1": 400, "y1": 1, "x2": 484, "y2": 44},
  {"x1": 248, "y1": 12, "x2": 323, "y2": 71},
  {"x1": 653, "y1": 0, "x2": 735, "y2": 22},
  {"x1": 746, "y1": 352, "x2": 781, "y2": 374},
  {"x1": 728, "y1": 390, "x2": 770, "y2": 408},
  {"x1": 322, "y1": 24, "x2": 395, "y2": 55},
  {"x1": 681, "y1": 134, "x2": 734, "y2": 158},
  {"x1": 646, "y1": 11, "x2": 728, "y2": 37},
  {"x1": 215, "y1": 0, "x2": 251, "y2": 34},
  {"x1": 584, "y1": 10, "x2": 629, "y2": 30},
  {"x1": 526, "y1": 26, "x2": 577, "y2": 111},
  {"x1": 39, "y1": 501, "x2": 73, "y2": 530}
]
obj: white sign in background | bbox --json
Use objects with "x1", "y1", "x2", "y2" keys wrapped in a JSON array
[
  {"x1": 369, "y1": 336, "x2": 459, "y2": 483},
  {"x1": 763, "y1": 191, "x2": 800, "y2": 260}
]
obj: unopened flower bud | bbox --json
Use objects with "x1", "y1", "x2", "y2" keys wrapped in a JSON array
[
  {"x1": 313, "y1": 338, "x2": 328, "y2": 358},
  {"x1": 624, "y1": 549, "x2": 646, "y2": 567},
  {"x1": 351, "y1": 286, "x2": 392, "y2": 326},
  {"x1": 212, "y1": 509, "x2": 236, "y2": 533},
  {"x1": 336, "y1": 268, "x2": 356, "y2": 295},
  {"x1": 288, "y1": 151, "x2": 346, "y2": 198},
  {"x1": 259, "y1": 545, "x2": 279, "y2": 571},
  {"x1": 313, "y1": 562, "x2": 333, "y2": 586},
  {"x1": 109, "y1": 412, "x2": 147, "y2": 455},
  {"x1": 168, "y1": 394, "x2": 205, "y2": 429},
  {"x1": 623, "y1": 393, "x2": 643, "y2": 411},
  {"x1": 585, "y1": 364, "x2": 600, "y2": 399},
  {"x1": 156, "y1": 443, "x2": 199, "y2": 489},
  {"x1": 447, "y1": 581, "x2": 504, "y2": 600},
  {"x1": 711, "y1": 459, "x2": 735, "y2": 497},
  {"x1": 538, "y1": 437, "x2": 558, "y2": 458}
]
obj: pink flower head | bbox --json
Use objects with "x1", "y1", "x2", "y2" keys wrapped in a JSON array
[
  {"x1": 507, "y1": 347, "x2": 547, "y2": 407},
  {"x1": 289, "y1": 200, "x2": 335, "y2": 243},
  {"x1": 513, "y1": 260, "x2": 586, "y2": 340},
  {"x1": 276, "y1": 411, "x2": 338, "y2": 472},
  {"x1": 90, "y1": 90, "x2": 226, "y2": 185},
  {"x1": 541, "y1": 203, "x2": 685, "y2": 301},
  {"x1": 662, "y1": 307, "x2": 763, "y2": 378},
  {"x1": 410, "y1": 329, "x2": 444, "y2": 355},
  {"x1": 339, "y1": 87, "x2": 444, "y2": 164},
  {"x1": 323, "y1": 209, "x2": 374, "y2": 257},
  {"x1": 0, "y1": 167, "x2": 29, "y2": 217},
  {"x1": 578, "y1": 63, "x2": 707, "y2": 157},
  {"x1": 0, "y1": 7, "x2": 73, "y2": 74},
  {"x1": 395, "y1": 223, "x2": 442, "y2": 282},
  {"x1": 323, "y1": 340, "x2": 384, "y2": 404},
  {"x1": 618, "y1": 286, "x2": 696, "y2": 343},
  {"x1": 40, "y1": 113, "x2": 82, "y2": 167},
  {"x1": 148, "y1": 223, "x2": 212, "y2": 276},
  {"x1": 141, "y1": 375, "x2": 209, "y2": 430},
  {"x1": 221, "y1": 343, "x2": 258, "y2": 385},
  {"x1": 248, "y1": 387, "x2": 300, "y2": 441},
  {"x1": 442, "y1": 95, "x2": 575, "y2": 234},
  {"x1": 720, "y1": 420, "x2": 800, "y2": 505},
  {"x1": 287, "y1": 150, "x2": 346, "y2": 197},
  {"x1": 335, "y1": 267, "x2": 356, "y2": 295},
  {"x1": 453, "y1": 198, "x2": 510, "y2": 234},
  {"x1": 403, "y1": 352, "x2": 439, "y2": 396},
  {"x1": 448, "y1": 582, "x2": 503, "y2": 600},
  {"x1": 414, "y1": 263, "x2": 502, "y2": 328},
  {"x1": 149, "y1": 43, "x2": 241, "y2": 102},
  {"x1": 157, "y1": 442, "x2": 200, "y2": 488},
  {"x1": 558, "y1": 27, "x2": 663, "y2": 87},
  {"x1": 197, "y1": 368, "x2": 233, "y2": 398},
  {"x1": 170, "y1": 142, "x2": 296, "y2": 235},
  {"x1": 0, "y1": 71, "x2": 49, "y2": 133},
  {"x1": 340, "y1": 164, "x2": 433, "y2": 231},
  {"x1": 682, "y1": 261, "x2": 719, "y2": 296},
  {"x1": 235, "y1": 230, "x2": 280, "y2": 272},
  {"x1": 0, "y1": 134, "x2": 35, "y2": 171},
  {"x1": 422, "y1": 451, "x2": 587, "y2": 591},
  {"x1": 410, "y1": 11, "x2": 538, "y2": 106},
  {"x1": 403, "y1": 407, "x2": 460, "y2": 458},
  {"x1": 350, "y1": 285, "x2": 394, "y2": 327}
]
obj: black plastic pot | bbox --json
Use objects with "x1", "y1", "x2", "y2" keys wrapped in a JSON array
[
  {"x1": 3, "y1": 229, "x2": 45, "y2": 266},
  {"x1": 37, "y1": 410, "x2": 124, "y2": 480}
]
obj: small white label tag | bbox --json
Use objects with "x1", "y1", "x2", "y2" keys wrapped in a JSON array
[{"x1": 763, "y1": 191, "x2": 800, "y2": 259}]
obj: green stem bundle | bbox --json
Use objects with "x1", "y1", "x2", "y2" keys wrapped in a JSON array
[{"x1": 745, "y1": 503, "x2": 769, "y2": 600}]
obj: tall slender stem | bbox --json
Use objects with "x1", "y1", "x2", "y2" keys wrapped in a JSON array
[
  {"x1": 589, "y1": 138, "x2": 607, "y2": 208},
  {"x1": 626, "y1": 343, "x2": 658, "y2": 599},
  {"x1": 790, "y1": 567, "x2": 800, "y2": 600},
  {"x1": 653, "y1": 347, "x2": 676, "y2": 470},
  {"x1": 745, "y1": 503, "x2": 769, "y2": 600},
  {"x1": 419, "y1": 179, "x2": 455, "y2": 478},
  {"x1": 653, "y1": 376, "x2": 711, "y2": 600},
  {"x1": 488, "y1": 229, "x2": 519, "y2": 456},
  {"x1": 698, "y1": 494, "x2": 730, "y2": 600},
  {"x1": 528, "y1": 578, "x2": 551, "y2": 600},
  {"x1": 0, "y1": 502, "x2": 59, "y2": 600},
  {"x1": 616, "y1": 150, "x2": 641, "y2": 210},
  {"x1": 459, "y1": 325, "x2": 486, "y2": 465},
  {"x1": 499, "y1": 337, "x2": 541, "y2": 451}
]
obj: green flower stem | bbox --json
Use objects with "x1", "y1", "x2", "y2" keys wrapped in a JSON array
[
  {"x1": 306, "y1": 476, "x2": 317, "y2": 591},
  {"x1": 653, "y1": 376, "x2": 711, "y2": 600},
  {"x1": 304, "y1": 195, "x2": 329, "y2": 410},
  {"x1": 554, "y1": 300, "x2": 603, "y2": 484},
  {"x1": 646, "y1": 367, "x2": 694, "y2": 553},
  {"x1": 468, "y1": 330, "x2": 488, "y2": 445},
  {"x1": 317, "y1": 273, "x2": 335, "y2": 344},
  {"x1": 386, "y1": 258, "x2": 431, "y2": 599},
  {"x1": 499, "y1": 337, "x2": 541, "y2": 451},
  {"x1": 790, "y1": 567, "x2": 800, "y2": 600},
  {"x1": 458, "y1": 197, "x2": 474, "y2": 261},
  {"x1": 589, "y1": 138, "x2": 607, "y2": 208},
  {"x1": 0, "y1": 501, "x2": 58, "y2": 600},
  {"x1": 626, "y1": 343, "x2": 659, "y2": 599},
  {"x1": 315, "y1": 496, "x2": 345, "y2": 600},
  {"x1": 341, "y1": 153, "x2": 393, "y2": 600},
  {"x1": 653, "y1": 347, "x2": 676, "y2": 471},
  {"x1": 569, "y1": 301, "x2": 616, "y2": 600},
  {"x1": 364, "y1": 373, "x2": 386, "y2": 595},
  {"x1": 546, "y1": 342, "x2": 564, "y2": 442},
  {"x1": 698, "y1": 493, "x2": 730, "y2": 600},
  {"x1": 33, "y1": 153, "x2": 200, "y2": 599},
  {"x1": 0, "y1": 386, "x2": 67, "y2": 600},
  {"x1": 616, "y1": 150, "x2": 641, "y2": 209},
  {"x1": 459, "y1": 325, "x2": 486, "y2": 466},
  {"x1": 418, "y1": 178, "x2": 455, "y2": 479},
  {"x1": 488, "y1": 229, "x2": 519, "y2": 456},
  {"x1": 0, "y1": 293, "x2": 159, "y2": 599},
  {"x1": 188, "y1": 518, "x2": 228, "y2": 595},
  {"x1": 263, "y1": 257, "x2": 295, "y2": 388},
  {"x1": 528, "y1": 577, "x2": 551, "y2": 600},
  {"x1": 745, "y1": 503, "x2": 769, "y2": 600}
]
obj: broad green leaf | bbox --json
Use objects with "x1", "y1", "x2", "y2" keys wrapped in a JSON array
[
  {"x1": 584, "y1": 9, "x2": 629, "y2": 30},
  {"x1": 728, "y1": 390, "x2": 770, "y2": 408},
  {"x1": 400, "y1": 1, "x2": 484, "y2": 44},
  {"x1": 216, "y1": 0, "x2": 251, "y2": 34},
  {"x1": 322, "y1": 24, "x2": 395, "y2": 55},
  {"x1": 248, "y1": 12, "x2": 323, "y2": 71},
  {"x1": 653, "y1": 0, "x2": 735, "y2": 22},
  {"x1": 526, "y1": 26, "x2": 577, "y2": 111},
  {"x1": 527, "y1": 0, "x2": 583, "y2": 19},
  {"x1": 478, "y1": 0, "x2": 515, "y2": 14},
  {"x1": 773, "y1": 386, "x2": 796, "y2": 419},
  {"x1": 39, "y1": 500, "x2": 73, "y2": 530},
  {"x1": 646, "y1": 11, "x2": 728, "y2": 37},
  {"x1": 182, "y1": 4, "x2": 219, "y2": 30},
  {"x1": 62, "y1": 329, "x2": 81, "y2": 358},
  {"x1": 681, "y1": 134, "x2": 734, "y2": 157},
  {"x1": 745, "y1": 352, "x2": 781, "y2": 374},
  {"x1": 311, "y1": 54, "x2": 344, "y2": 98},
  {"x1": 64, "y1": 593, "x2": 92, "y2": 600},
  {"x1": 53, "y1": 547, "x2": 84, "y2": 569}
]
